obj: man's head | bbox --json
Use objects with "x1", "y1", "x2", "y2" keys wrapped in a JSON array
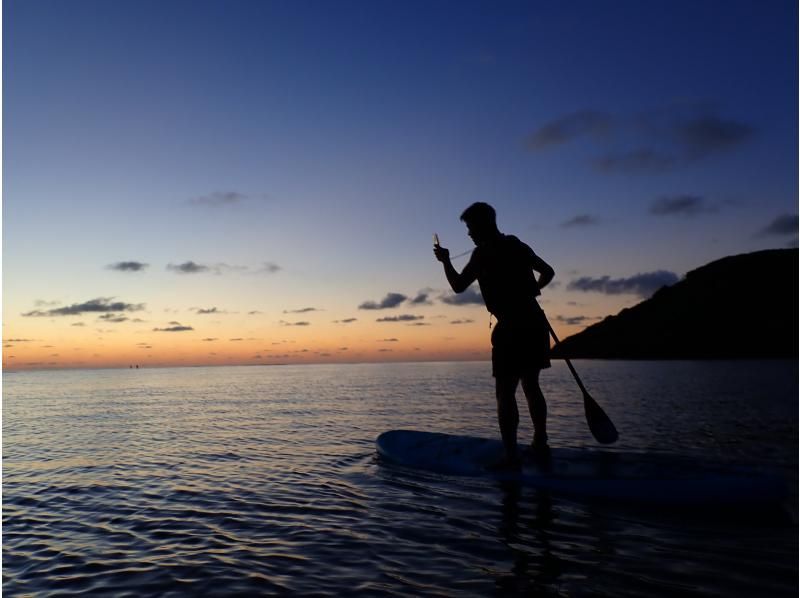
[{"x1": 460, "y1": 202, "x2": 499, "y2": 245}]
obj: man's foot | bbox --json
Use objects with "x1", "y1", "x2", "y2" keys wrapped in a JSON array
[{"x1": 527, "y1": 439, "x2": 552, "y2": 470}]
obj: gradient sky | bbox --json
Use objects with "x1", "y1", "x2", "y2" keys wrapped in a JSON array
[{"x1": 4, "y1": 0, "x2": 798, "y2": 370}]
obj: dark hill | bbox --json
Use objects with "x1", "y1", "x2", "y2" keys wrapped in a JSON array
[{"x1": 550, "y1": 248, "x2": 798, "y2": 359}]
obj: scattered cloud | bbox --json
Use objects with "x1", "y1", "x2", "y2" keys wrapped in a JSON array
[
  {"x1": 756, "y1": 214, "x2": 798, "y2": 237},
  {"x1": 202, "y1": 338, "x2": 218, "y2": 341},
  {"x1": 107, "y1": 261, "x2": 149, "y2": 272},
  {"x1": 450, "y1": 319, "x2": 475, "y2": 324},
  {"x1": 525, "y1": 110, "x2": 613, "y2": 150},
  {"x1": 567, "y1": 270, "x2": 679, "y2": 298},
  {"x1": 593, "y1": 149, "x2": 678, "y2": 174},
  {"x1": 380, "y1": 338, "x2": 399, "y2": 342},
  {"x1": 408, "y1": 291, "x2": 434, "y2": 305},
  {"x1": 376, "y1": 314, "x2": 425, "y2": 322},
  {"x1": 674, "y1": 115, "x2": 754, "y2": 159},
  {"x1": 359, "y1": 292, "x2": 408, "y2": 310},
  {"x1": 188, "y1": 191, "x2": 249, "y2": 207},
  {"x1": 23, "y1": 298, "x2": 145, "y2": 317},
  {"x1": 561, "y1": 214, "x2": 599, "y2": 228},
  {"x1": 153, "y1": 322, "x2": 194, "y2": 332},
  {"x1": 440, "y1": 287, "x2": 483, "y2": 306},
  {"x1": 166, "y1": 261, "x2": 273, "y2": 276},
  {"x1": 334, "y1": 318, "x2": 358, "y2": 324},
  {"x1": 283, "y1": 307, "x2": 319, "y2": 314},
  {"x1": 255, "y1": 262, "x2": 282, "y2": 274},
  {"x1": 529, "y1": 105, "x2": 754, "y2": 175},
  {"x1": 280, "y1": 320, "x2": 311, "y2": 326},
  {"x1": 98, "y1": 314, "x2": 129, "y2": 323},
  {"x1": 555, "y1": 314, "x2": 597, "y2": 326},
  {"x1": 167, "y1": 261, "x2": 210, "y2": 274},
  {"x1": 649, "y1": 195, "x2": 716, "y2": 217},
  {"x1": 196, "y1": 307, "x2": 227, "y2": 315}
]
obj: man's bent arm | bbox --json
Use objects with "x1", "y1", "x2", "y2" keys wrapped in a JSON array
[
  {"x1": 532, "y1": 255, "x2": 555, "y2": 290},
  {"x1": 443, "y1": 258, "x2": 477, "y2": 293}
]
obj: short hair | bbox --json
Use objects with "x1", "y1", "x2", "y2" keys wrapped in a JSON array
[{"x1": 460, "y1": 202, "x2": 496, "y2": 227}]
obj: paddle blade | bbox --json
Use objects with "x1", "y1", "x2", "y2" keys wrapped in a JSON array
[{"x1": 583, "y1": 392, "x2": 618, "y2": 444}]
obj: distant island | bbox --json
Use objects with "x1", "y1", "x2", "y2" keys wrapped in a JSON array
[{"x1": 550, "y1": 248, "x2": 798, "y2": 359}]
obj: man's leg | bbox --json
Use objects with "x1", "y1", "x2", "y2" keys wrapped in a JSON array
[
  {"x1": 495, "y1": 375, "x2": 521, "y2": 463},
  {"x1": 521, "y1": 369, "x2": 548, "y2": 448}
]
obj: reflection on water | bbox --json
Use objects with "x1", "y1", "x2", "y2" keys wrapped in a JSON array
[{"x1": 3, "y1": 361, "x2": 797, "y2": 596}]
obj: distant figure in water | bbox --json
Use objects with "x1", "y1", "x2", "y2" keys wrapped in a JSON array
[{"x1": 434, "y1": 202, "x2": 555, "y2": 468}]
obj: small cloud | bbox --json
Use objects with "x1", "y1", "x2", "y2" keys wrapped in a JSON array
[
  {"x1": 359, "y1": 293, "x2": 408, "y2": 310},
  {"x1": 525, "y1": 110, "x2": 613, "y2": 150},
  {"x1": 649, "y1": 195, "x2": 715, "y2": 217},
  {"x1": 71, "y1": 323, "x2": 86, "y2": 327},
  {"x1": 196, "y1": 307, "x2": 226, "y2": 315},
  {"x1": 756, "y1": 214, "x2": 798, "y2": 237},
  {"x1": 408, "y1": 291, "x2": 433, "y2": 305},
  {"x1": 380, "y1": 338, "x2": 399, "y2": 342},
  {"x1": 376, "y1": 315, "x2": 424, "y2": 322},
  {"x1": 248, "y1": 310, "x2": 263, "y2": 315},
  {"x1": 188, "y1": 191, "x2": 248, "y2": 207},
  {"x1": 440, "y1": 287, "x2": 483, "y2": 306},
  {"x1": 256, "y1": 262, "x2": 281, "y2": 274},
  {"x1": 675, "y1": 115, "x2": 754, "y2": 159},
  {"x1": 567, "y1": 271, "x2": 679, "y2": 298},
  {"x1": 167, "y1": 261, "x2": 210, "y2": 274},
  {"x1": 153, "y1": 323, "x2": 194, "y2": 332},
  {"x1": 98, "y1": 314, "x2": 129, "y2": 323},
  {"x1": 561, "y1": 214, "x2": 599, "y2": 228},
  {"x1": 555, "y1": 314, "x2": 597, "y2": 326},
  {"x1": 533, "y1": 105, "x2": 754, "y2": 175},
  {"x1": 450, "y1": 319, "x2": 475, "y2": 325},
  {"x1": 107, "y1": 261, "x2": 149, "y2": 272},
  {"x1": 23, "y1": 297, "x2": 145, "y2": 317},
  {"x1": 283, "y1": 307, "x2": 319, "y2": 314},
  {"x1": 202, "y1": 338, "x2": 218, "y2": 341},
  {"x1": 34, "y1": 299, "x2": 61, "y2": 307},
  {"x1": 279, "y1": 320, "x2": 311, "y2": 326},
  {"x1": 593, "y1": 148, "x2": 679, "y2": 174},
  {"x1": 334, "y1": 318, "x2": 358, "y2": 324}
]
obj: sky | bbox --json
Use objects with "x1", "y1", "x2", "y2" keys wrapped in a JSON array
[{"x1": 3, "y1": 0, "x2": 798, "y2": 370}]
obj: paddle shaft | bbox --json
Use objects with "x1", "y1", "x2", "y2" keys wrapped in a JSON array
[{"x1": 546, "y1": 321, "x2": 589, "y2": 396}]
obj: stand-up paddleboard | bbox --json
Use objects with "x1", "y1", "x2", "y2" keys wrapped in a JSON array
[{"x1": 376, "y1": 430, "x2": 786, "y2": 506}]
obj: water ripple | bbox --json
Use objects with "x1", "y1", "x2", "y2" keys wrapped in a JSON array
[{"x1": 3, "y1": 361, "x2": 797, "y2": 596}]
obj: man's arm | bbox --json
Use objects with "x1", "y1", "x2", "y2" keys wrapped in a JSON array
[
  {"x1": 532, "y1": 254, "x2": 555, "y2": 290},
  {"x1": 434, "y1": 245, "x2": 478, "y2": 293}
]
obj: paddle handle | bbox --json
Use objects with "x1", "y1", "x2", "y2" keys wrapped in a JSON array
[{"x1": 546, "y1": 320, "x2": 590, "y2": 397}]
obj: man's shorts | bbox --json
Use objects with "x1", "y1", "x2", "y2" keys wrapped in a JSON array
[{"x1": 491, "y1": 311, "x2": 551, "y2": 378}]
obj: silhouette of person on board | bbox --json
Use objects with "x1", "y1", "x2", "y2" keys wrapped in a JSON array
[{"x1": 434, "y1": 202, "x2": 555, "y2": 469}]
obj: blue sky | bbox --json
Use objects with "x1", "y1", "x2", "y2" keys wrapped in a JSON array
[{"x1": 4, "y1": 0, "x2": 798, "y2": 368}]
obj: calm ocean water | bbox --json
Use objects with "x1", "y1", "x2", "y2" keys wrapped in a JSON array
[{"x1": 3, "y1": 360, "x2": 797, "y2": 597}]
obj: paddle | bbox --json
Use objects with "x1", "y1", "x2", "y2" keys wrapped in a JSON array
[{"x1": 546, "y1": 320, "x2": 619, "y2": 444}]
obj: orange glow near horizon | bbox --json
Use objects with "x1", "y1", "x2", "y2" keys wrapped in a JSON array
[{"x1": 3, "y1": 316, "x2": 577, "y2": 371}]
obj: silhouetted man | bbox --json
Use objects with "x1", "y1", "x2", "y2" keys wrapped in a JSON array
[{"x1": 434, "y1": 202, "x2": 554, "y2": 468}]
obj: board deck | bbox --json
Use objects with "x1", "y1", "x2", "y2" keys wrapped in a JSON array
[{"x1": 376, "y1": 429, "x2": 786, "y2": 506}]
